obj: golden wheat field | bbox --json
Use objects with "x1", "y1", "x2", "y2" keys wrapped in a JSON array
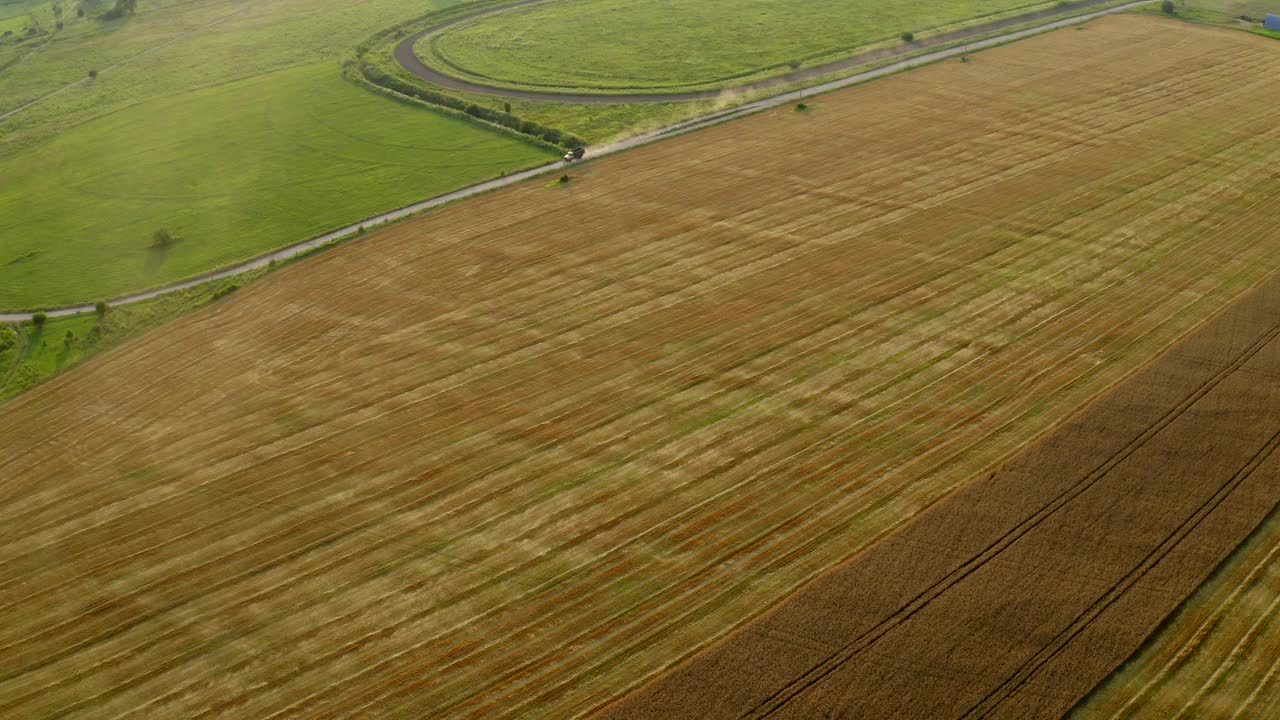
[{"x1": 2, "y1": 14, "x2": 1280, "y2": 719}]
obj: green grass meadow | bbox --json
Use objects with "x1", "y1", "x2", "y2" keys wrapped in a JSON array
[
  {"x1": 1, "y1": 0, "x2": 475, "y2": 155},
  {"x1": 0, "y1": 61, "x2": 552, "y2": 309},
  {"x1": 0, "y1": 0, "x2": 562, "y2": 311},
  {"x1": 425, "y1": 0, "x2": 1060, "y2": 91}
]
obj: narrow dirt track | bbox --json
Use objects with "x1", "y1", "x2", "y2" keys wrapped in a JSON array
[
  {"x1": 596, "y1": 272, "x2": 1280, "y2": 720},
  {"x1": 393, "y1": 0, "x2": 1137, "y2": 103}
]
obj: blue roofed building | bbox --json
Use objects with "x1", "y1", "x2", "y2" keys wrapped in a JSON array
[{"x1": 1266, "y1": 13, "x2": 1280, "y2": 30}]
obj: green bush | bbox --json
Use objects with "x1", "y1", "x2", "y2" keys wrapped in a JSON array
[
  {"x1": 99, "y1": 0, "x2": 137, "y2": 21},
  {"x1": 151, "y1": 228, "x2": 176, "y2": 249},
  {"x1": 31, "y1": 313, "x2": 47, "y2": 328},
  {"x1": 211, "y1": 283, "x2": 240, "y2": 301}
]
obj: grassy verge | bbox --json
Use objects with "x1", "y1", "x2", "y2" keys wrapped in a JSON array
[{"x1": 0, "y1": 268, "x2": 266, "y2": 401}]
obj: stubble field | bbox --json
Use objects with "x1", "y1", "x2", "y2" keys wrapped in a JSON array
[
  {"x1": 1, "y1": 15, "x2": 1280, "y2": 719},
  {"x1": 600, "y1": 257, "x2": 1280, "y2": 720}
]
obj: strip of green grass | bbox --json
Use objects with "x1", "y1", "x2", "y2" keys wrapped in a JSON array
[
  {"x1": 425, "y1": 0, "x2": 1063, "y2": 91},
  {"x1": 0, "y1": 61, "x2": 553, "y2": 310},
  {"x1": 0, "y1": 270, "x2": 265, "y2": 401}
]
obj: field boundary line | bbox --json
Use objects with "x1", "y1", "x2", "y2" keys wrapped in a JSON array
[
  {"x1": 1102, "y1": 517, "x2": 1280, "y2": 717},
  {"x1": 744, "y1": 313, "x2": 1280, "y2": 718},
  {"x1": 963, "y1": 428, "x2": 1280, "y2": 718}
]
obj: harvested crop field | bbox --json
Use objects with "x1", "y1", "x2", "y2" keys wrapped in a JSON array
[
  {"x1": 598, "y1": 257, "x2": 1280, "y2": 720},
  {"x1": 2, "y1": 14, "x2": 1280, "y2": 719}
]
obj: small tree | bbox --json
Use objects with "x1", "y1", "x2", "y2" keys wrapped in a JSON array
[
  {"x1": 94, "y1": 301, "x2": 108, "y2": 318},
  {"x1": 900, "y1": 31, "x2": 915, "y2": 43},
  {"x1": 100, "y1": 0, "x2": 136, "y2": 20},
  {"x1": 88, "y1": 68, "x2": 98, "y2": 79},
  {"x1": 31, "y1": 313, "x2": 47, "y2": 328},
  {"x1": 1160, "y1": 0, "x2": 1175, "y2": 13},
  {"x1": 151, "y1": 228, "x2": 176, "y2": 249},
  {"x1": 503, "y1": 102, "x2": 511, "y2": 113}
]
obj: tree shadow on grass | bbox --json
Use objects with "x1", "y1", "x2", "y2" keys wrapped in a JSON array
[{"x1": 144, "y1": 243, "x2": 172, "y2": 276}]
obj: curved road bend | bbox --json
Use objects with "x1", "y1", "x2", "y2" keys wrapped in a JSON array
[
  {"x1": 394, "y1": 0, "x2": 1140, "y2": 103},
  {"x1": 0, "y1": 0, "x2": 1149, "y2": 323}
]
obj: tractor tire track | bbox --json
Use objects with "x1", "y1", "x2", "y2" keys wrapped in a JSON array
[{"x1": 597, "y1": 268, "x2": 1280, "y2": 720}]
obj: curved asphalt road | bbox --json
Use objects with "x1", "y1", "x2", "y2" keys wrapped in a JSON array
[
  {"x1": 0, "y1": 0, "x2": 1148, "y2": 322},
  {"x1": 394, "y1": 0, "x2": 1139, "y2": 103}
]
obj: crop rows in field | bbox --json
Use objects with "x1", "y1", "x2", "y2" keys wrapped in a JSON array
[
  {"x1": 1, "y1": 15, "x2": 1280, "y2": 720},
  {"x1": 600, "y1": 240, "x2": 1280, "y2": 720},
  {"x1": 1069, "y1": 487, "x2": 1280, "y2": 718}
]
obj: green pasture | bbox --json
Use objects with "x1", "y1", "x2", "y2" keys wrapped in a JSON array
[
  {"x1": 0, "y1": 61, "x2": 552, "y2": 310},
  {"x1": 1, "y1": 0, "x2": 474, "y2": 157},
  {"x1": 0, "y1": 0, "x2": 563, "y2": 311},
  {"x1": 0, "y1": 13, "x2": 31, "y2": 36},
  {"x1": 424, "y1": 0, "x2": 1061, "y2": 91}
]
